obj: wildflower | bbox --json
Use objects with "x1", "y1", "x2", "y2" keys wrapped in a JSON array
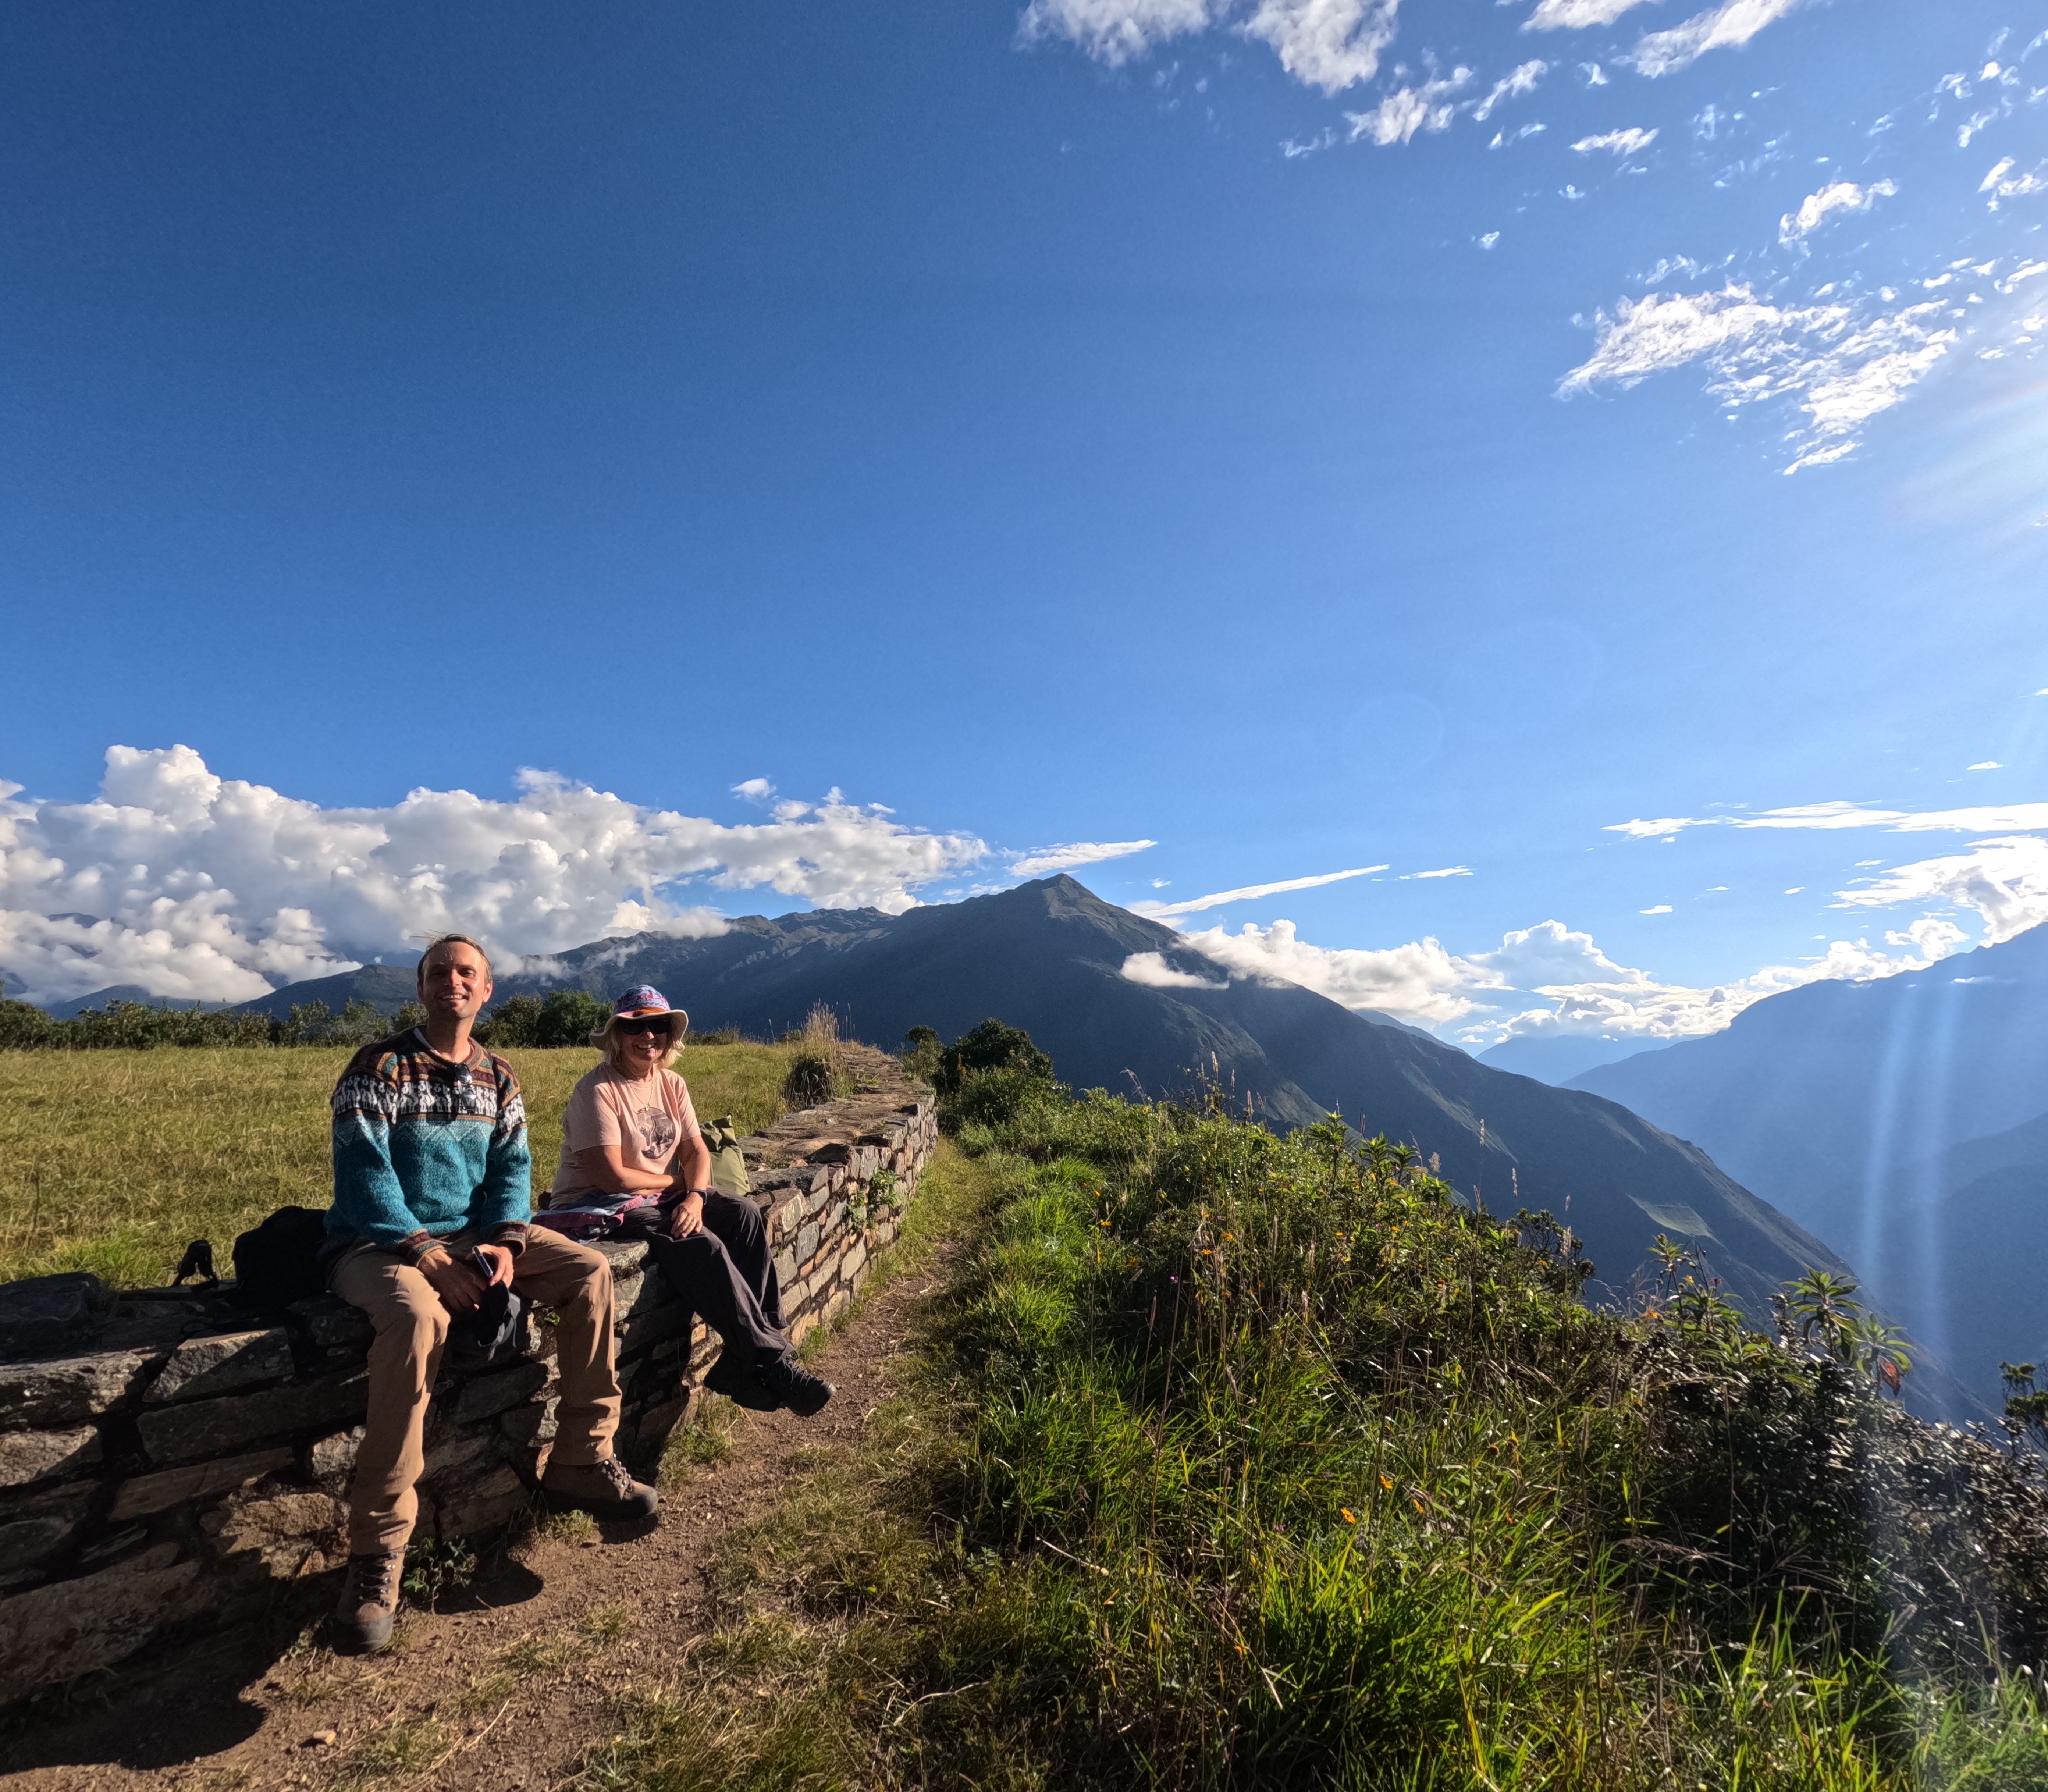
[
  {"x1": 1340, "y1": 1508, "x2": 1357, "y2": 1524},
  {"x1": 1380, "y1": 1474, "x2": 1393, "y2": 1490}
]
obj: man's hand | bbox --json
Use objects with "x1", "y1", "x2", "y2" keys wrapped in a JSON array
[
  {"x1": 668, "y1": 1192, "x2": 705, "y2": 1240},
  {"x1": 419, "y1": 1248, "x2": 488, "y2": 1313},
  {"x1": 474, "y1": 1242, "x2": 515, "y2": 1288}
]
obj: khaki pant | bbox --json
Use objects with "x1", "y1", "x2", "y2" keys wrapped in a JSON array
[{"x1": 331, "y1": 1228, "x2": 622, "y2": 1556}]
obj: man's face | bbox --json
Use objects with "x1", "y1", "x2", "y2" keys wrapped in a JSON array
[{"x1": 417, "y1": 942, "x2": 493, "y2": 1023}]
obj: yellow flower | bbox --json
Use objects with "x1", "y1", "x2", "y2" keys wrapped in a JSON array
[{"x1": 1340, "y1": 1508, "x2": 1357, "y2": 1524}]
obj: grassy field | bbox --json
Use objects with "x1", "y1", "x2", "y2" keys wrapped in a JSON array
[{"x1": 0, "y1": 1041, "x2": 798, "y2": 1287}]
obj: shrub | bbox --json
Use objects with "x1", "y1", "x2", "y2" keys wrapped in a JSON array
[
  {"x1": 935, "y1": 1017, "x2": 1053, "y2": 1096},
  {"x1": 901, "y1": 1024, "x2": 942, "y2": 1085}
]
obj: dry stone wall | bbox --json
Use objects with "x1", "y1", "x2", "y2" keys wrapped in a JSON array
[{"x1": 0, "y1": 1045, "x2": 935, "y2": 1706}]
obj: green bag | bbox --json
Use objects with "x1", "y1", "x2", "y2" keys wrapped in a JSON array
[{"x1": 699, "y1": 1115, "x2": 750, "y2": 1200}]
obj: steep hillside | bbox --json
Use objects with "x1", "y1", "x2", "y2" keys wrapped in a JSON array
[
  {"x1": 1477, "y1": 1030, "x2": 1674, "y2": 1085},
  {"x1": 482, "y1": 877, "x2": 1857, "y2": 1323}
]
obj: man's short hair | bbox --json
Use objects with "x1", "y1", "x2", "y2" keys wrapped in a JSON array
[{"x1": 418, "y1": 934, "x2": 494, "y2": 980}]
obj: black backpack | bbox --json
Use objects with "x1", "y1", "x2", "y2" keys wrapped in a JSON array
[{"x1": 229, "y1": 1206, "x2": 330, "y2": 1310}]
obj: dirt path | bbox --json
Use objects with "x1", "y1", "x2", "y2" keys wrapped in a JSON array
[{"x1": 0, "y1": 1242, "x2": 947, "y2": 1792}]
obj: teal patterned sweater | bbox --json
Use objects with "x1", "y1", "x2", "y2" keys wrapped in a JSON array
[{"x1": 327, "y1": 1028, "x2": 533, "y2": 1261}]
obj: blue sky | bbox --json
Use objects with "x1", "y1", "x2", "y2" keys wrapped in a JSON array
[{"x1": 2, "y1": 0, "x2": 2045, "y2": 1047}]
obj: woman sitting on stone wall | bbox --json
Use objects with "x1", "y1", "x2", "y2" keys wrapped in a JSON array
[{"x1": 537, "y1": 985, "x2": 832, "y2": 1416}]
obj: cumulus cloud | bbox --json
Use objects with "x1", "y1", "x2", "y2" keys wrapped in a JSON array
[
  {"x1": 1129, "y1": 865, "x2": 1387, "y2": 920},
  {"x1": 1472, "y1": 60, "x2": 1547, "y2": 121},
  {"x1": 0, "y1": 747, "x2": 990, "y2": 1005},
  {"x1": 731, "y1": 778, "x2": 776, "y2": 804},
  {"x1": 1523, "y1": 0, "x2": 1660, "y2": 27},
  {"x1": 1008, "y1": 839, "x2": 1158, "y2": 877},
  {"x1": 1161, "y1": 912, "x2": 1967, "y2": 1043},
  {"x1": 1778, "y1": 178, "x2": 1897, "y2": 246},
  {"x1": 1243, "y1": 0, "x2": 1404, "y2": 93},
  {"x1": 1015, "y1": 0, "x2": 1219, "y2": 65},
  {"x1": 1572, "y1": 127, "x2": 1658, "y2": 156},
  {"x1": 1560, "y1": 284, "x2": 1956, "y2": 473},
  {"x1": 1345, "y1": 67, "x2": 1473, "y2": 145},
  {"x1": 1621, "y1": 0, "x2": 1807, "y2": 78},
  {"x1": 1832, "y1": 837, "x2": 2048, "y2": 943},
  {"x1": 1606, "y1": 797, "x2": 2048, "y2": 839}
]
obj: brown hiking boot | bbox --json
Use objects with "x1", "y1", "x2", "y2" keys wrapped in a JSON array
[
  {"x1": 540, "y1": 1453, "x2": 659, "y2": 1521},
  {"x1": 332, "y1": 1551, "x2": 403, "y2": 1655}
]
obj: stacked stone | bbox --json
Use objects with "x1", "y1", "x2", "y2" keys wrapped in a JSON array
[{"x1": 0, "y1": 1057, "x2": 936, "y2": 1707}]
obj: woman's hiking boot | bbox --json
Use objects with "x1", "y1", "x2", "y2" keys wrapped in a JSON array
[
  {"x1": 760, "y1": 1351, "x2": 834, "y2": 1417},
  {"x1": 540, "y1": 1453, "x2": 660, "y2": 1521},
  {"x1": 332, "y1": 1550, "x2": 403, "y2": 1655},
  {"x1": 704, "y1": 1350, "x2": 781, "y2": 1412}
]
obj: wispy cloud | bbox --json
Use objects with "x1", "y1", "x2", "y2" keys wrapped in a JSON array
[
  {"x1": 1120, "y1": 950, "x2": 1228, "y2": 991},
  {"x1": 1607, "y1": 797, "x2": 2048, "y2": 839},
  {"x1": 1402, "y1": 866, "x2": 1473, "y2": 879},
  {"x1": 1561, "y1": 284, "x2": 1956, "y2": 472},
  {"x1": 1572, "y1": 126, "x2": 1657, "y2": 156},
  {"x1": 1008, "y1": 839, "x2": 1158, "y2": 877},
  {"x1": 1833, "y1": 837, "x2": 2048, "y2": 943},
  {"x1": 1345, "y1": 68, "x2": 1473, "y2": 145},
  {"x1": 1621, "y1": 0, "x2": 1808, "y2": 78},
  {"x1": 1472, "y1": 59, "x2": 1547, "y2": 121},
  {"x1": 1778, "y1": 177, "x2": 1897, "y2": 246},
  {"x1": 1523, "y1": 0, "x2": 1660, "y2": 29},
  {"x1": 1130, "y1": 865, "x2": 1387, "y2": 920},
  {"x1": 0, "y1": 747, "x2": 991, "y2": 1004},
  {"x1": 1981, "y1": 157, "x2": 2048, "y2": 208}
]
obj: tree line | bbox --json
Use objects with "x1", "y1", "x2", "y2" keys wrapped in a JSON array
[{"x1": 0, "y1": 988, "x2": 618, "y2": 1052}]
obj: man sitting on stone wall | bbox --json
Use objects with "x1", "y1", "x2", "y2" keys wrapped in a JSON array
[{"x1": 323, "y1": 933, "x2": 658, "y2": 1656}]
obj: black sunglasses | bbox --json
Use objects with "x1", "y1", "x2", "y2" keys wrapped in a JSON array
[{"x1": 615, "y1": 1017, "x2": 675, "y2": 1037}]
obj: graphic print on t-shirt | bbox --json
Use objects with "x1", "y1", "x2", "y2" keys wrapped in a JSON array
[{"x1": 633, "y1": 1105, "x2": 679, "y2": 1163}]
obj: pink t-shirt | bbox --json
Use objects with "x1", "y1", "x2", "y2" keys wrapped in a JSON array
[{"x1": 548, "y1": 1063, "x2": 700, "y2": 1211}]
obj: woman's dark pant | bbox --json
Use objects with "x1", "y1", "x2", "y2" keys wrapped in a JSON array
[{"x1": 648, "y1": 1191, "x2": 790, "y2": 1364}]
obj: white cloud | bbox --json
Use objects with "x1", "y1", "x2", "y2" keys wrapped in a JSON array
[
  {"x1": 1969, "y1": 761, "x2": 2005, "y2": 771},
  {"x1": 1778, "y1": 178, "x2": 1897, "y2": 246},
  {"x1": 1345, "y1": 67, "x2": 1473, "y2": 145},
  {"x1": 1523, "y1": 0, "x2": 1659, "y2": 28},
  {"x1": 1833, "y1": 837, "x2": 2048, "y2": 943},
  {"x1": 731, "y1": 778, "x2": 776, "y2": 804},
  {"x1": 1572, "y1": 127, "x2": 1658, "y2": 156},
  {"x1": 1981, "y1": 157, "x2": 2048, "y2": 207},
  {"x1": 1008, "y1": 839, "x2": 1158, "y2": 877},
  {"x1": 1472, "y1": 60, "x2": 1547, "y2": 121},
  {"x1": 1242, "y1": 0, "x2": 1404, "y2": 94},
  {"x1": 1402, "y1": 866, "x2": 1473, "y2": 879},
  {"x1": 0, "y1": 747, "x2": 991, "y2": 1005},
  {"x1": 1177, "y1": 918, "x2": 1497, "y2": 1026},
  {"x1": 1164, "y1": 912, "x2": 1967, "y2": 1044},
  {"x1": 1560, "y1": 284, "x2": 1956, "y2": 473},
  {"x1": 1130, "y1": 865, "x2": 1387, "y2": 920},
  {"x1": 1119, "y1": 950, "x2": 1228, "y2": 991},
  {"x1": 1640, "y1": 904, "x2": 1673, "y2": 913},
  {"x1": 1015, "y1": 0, "x2": 1219, "y2": 66},
  {"x1": 1607, "y1": 797, "x2": 2048, "y2": 839},
  {"x1": 1621, "y1": 0, "x2": 1806, "y2": 77}
]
